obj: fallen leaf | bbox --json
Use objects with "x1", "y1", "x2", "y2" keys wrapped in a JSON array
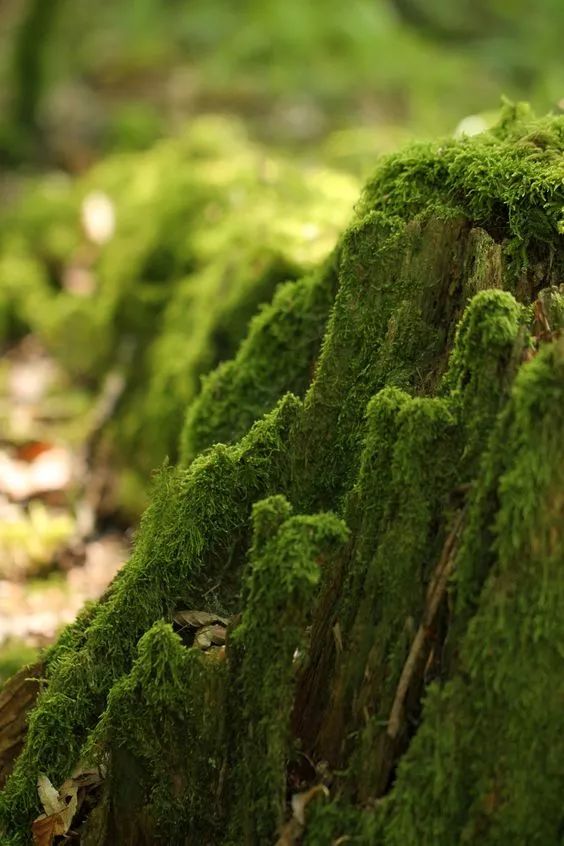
[
  {"x1": 0, "y1": 447, "x2": 73, "y2": 500},
  {"x1": 28, "y1": 448, "x2": 73, "y2": 496},
  {"x1": 15, "y1": 442, "x2": 54, "y2": 463},
  {"x1": 37, "y1": 774, "x2": 61, "y2": 816},
  {"x1": 174, "y1": 610, "x2": 229, "y2": 629},
  {"x1": 32, "y1": 812, "x2": 66, "y2": 846},
  {"x1": 194, "y1": 624, "x2": 227, "y2": 650},
  {"x1": 33, "y1": 773, "x2": 77, "y2": 845}
]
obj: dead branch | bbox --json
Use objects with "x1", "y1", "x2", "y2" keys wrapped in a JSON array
[{"x1": 387, "y1": 507, "x2": 466, "y2": 740}]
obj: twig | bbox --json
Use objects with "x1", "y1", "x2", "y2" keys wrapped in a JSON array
[{"x1": 387, "y1": 507, "x2": 466, "y2": 740}]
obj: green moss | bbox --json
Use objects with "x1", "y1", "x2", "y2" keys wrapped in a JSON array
[
  {"x1": 225, "y1": 496, "x2": 348, "y2": 844},
  {"x1": 293, "y1": 211, "x2": 508, "y2": 514},
  {"x1": 381, "y1": 339, "x2": 564, "y2": 846},
  {"x1": 0, "y1": 394, "x2": 301, "y2": 838},
  {"x1": 300, "y1": 288, "x2": 530, "y2": 799},
  {"x1": 319, "y1": 394, "x2": 458, "y2": 786},
  {"x1": 87, "y1": 621, "x2": 227, "y2": 843}
]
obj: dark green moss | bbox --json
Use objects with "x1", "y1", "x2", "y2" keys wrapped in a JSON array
[
  {"x1": 87, "y1": 621, "x2": 227, "y2": 843},
  {"x1": 225, "y1": 496, "x2": 347, "y2": 844},
  {"x1": 381, "y1": 339, "x2": 564, "y2": 846}
]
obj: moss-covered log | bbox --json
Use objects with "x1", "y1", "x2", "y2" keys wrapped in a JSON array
[{"x1": 1, "y1": 104, "x2": 564, "y2": 845}]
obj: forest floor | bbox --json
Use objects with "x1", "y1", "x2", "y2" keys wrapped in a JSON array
[{"x1": 0, "y1": 336, "x2": 130, "y2": 682}]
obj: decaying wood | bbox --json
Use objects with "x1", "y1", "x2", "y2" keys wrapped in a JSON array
[{"x1": 0, "y1": 661, "x2": 44, "y2": 789}]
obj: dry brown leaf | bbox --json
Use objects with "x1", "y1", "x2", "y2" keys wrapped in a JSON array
[
  {"x1": 32, "y1": 812, "x2": 67, "y2": 846},
  {"x1": 174, "y1": 609, "x2": 229, "y2": 628},
  {"x1": 33, "y1": 773, "x2": 78, "y2": 845},
  {"x1": 194, "y1": 624, "x2": 227, "y2": 650},
  {"x1": 15, "y1": 442, "x2": 54, "y2": 463}
]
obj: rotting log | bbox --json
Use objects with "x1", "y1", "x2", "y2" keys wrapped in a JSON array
[{"x1": 0, "y1": 663, "x2": 43, "y2": 791}]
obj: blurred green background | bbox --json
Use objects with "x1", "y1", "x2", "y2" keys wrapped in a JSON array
[{"x1": 1, "y1": 0, "x2": 564, "y2": 170}]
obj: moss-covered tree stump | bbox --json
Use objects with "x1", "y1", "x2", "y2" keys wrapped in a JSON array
[{"x1": 1, "y1": 104, "x2": 564, "y2": 845}]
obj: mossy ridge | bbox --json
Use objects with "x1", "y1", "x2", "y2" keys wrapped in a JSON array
[
  {"x1": 296, "y1": 290, "x2": 526, "y2": 785},
  {"x1": 299, "y1": 310, "x2": 564, "y2": 843},
  {"x1": 447, "y1": 283, "x2": 564, "y2": 652},
  {"x1": 85, "y1": 622, "x2": 227, "y2": 844},
  {"x1": 293, "y1": 212, "x2": 510, "y2": 514},
  {"x1": 348, "y1": 291, "x2": 528, "y2": 798},
  {"x1": 181, "y1": 252, "x2": 340, "y2": 463},
  {"x1": 0, "y1": 394, "x2": 302, "y2": 839},
  {"x1": 186, "y1": 102, "x2": 564, "y2": 487},
  {"x1": 225, "y1": 496, "x2": 348, "y2": 844},
  {"x1": 377, "y1": 338, "x2": 564, "y2": 846}
]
